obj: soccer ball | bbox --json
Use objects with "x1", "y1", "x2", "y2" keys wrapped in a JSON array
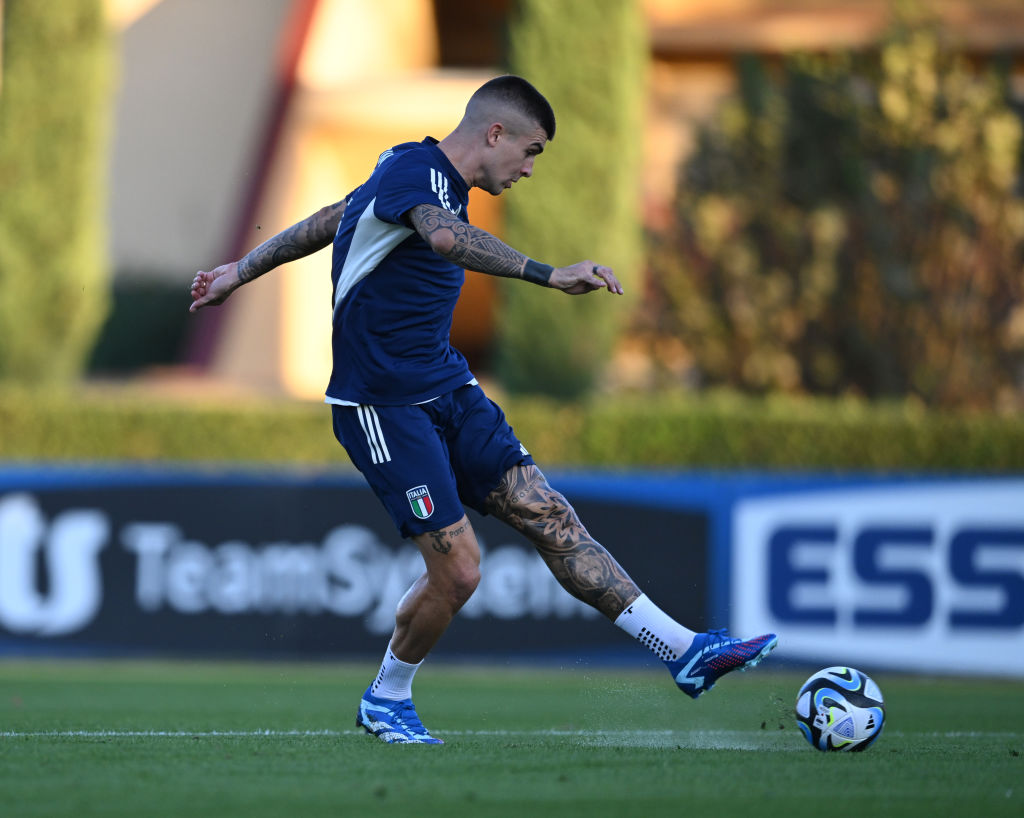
[{"x1": 794, "y1": 666, "x2": 885, "y2": 752}]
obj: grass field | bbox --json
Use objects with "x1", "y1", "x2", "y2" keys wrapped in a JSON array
[{"x1": 1, "y1": 659, "x2": 1021, "y2": 818}]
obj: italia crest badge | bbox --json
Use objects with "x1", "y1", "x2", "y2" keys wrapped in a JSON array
[{"x1": 406, "y1": 485, "x2": 434, "y2": 520}]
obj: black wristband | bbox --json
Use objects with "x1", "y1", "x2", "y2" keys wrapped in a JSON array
[{"x1": 522, "y1": 259, "x2": 554, "y2": 286}]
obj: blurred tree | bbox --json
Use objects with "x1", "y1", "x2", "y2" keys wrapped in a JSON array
[
  {"x1": 499, "y1": 0, "x2": 646, "y2": 398},
  {"x1": 646, "y1": 9, "x2": 1024, "y2": 410},
  {"x1": 0, "y1": 1, "x2": 113, "y2": 383}
]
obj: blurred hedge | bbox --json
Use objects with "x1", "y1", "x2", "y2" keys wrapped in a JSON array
[
  {"x1": 0, "y1": 1, "x2": 113, "y2": 384},
  {"x1": 0, "y1": 389, "x2": 345, "y2": 467},
  {"x1": 500, "y1": 0, "x2": 646, "y2": 399},
  {"x1": 2, "y1": 388, "x2": 1022, "y2": 472}
]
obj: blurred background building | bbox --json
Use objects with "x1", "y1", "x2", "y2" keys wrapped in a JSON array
[{"x1": 97, "y1": 0, "x2": 1024, "y2": 399}]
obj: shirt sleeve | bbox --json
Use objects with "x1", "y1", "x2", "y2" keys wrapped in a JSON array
[{"x1": 373, "y1": 150, "x2": 448, "y2": 226}]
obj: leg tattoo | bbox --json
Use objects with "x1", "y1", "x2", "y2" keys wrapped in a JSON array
[
  {"x1": 484, "y1": 465, "x2": 640, "y2": 619},
  {"x1": 426, "y1": 531, "x2": 452, "y2": 554},
  {"x1": 424, "y1": 520, "x2": 471, "y2": 555}
]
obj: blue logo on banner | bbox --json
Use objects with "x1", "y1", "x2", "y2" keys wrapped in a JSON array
[{"x1": 768, "y1": 524, "x2": 1024, "y2": 629}]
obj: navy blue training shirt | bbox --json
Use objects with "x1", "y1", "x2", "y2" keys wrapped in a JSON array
[{"x1": 326, "y1": 138, "x2": 474, "y2": 406}]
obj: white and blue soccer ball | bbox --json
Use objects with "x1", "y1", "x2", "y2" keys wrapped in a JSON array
[{"x1": 794, "y1": 666, "x2": 885, "y2": 752}]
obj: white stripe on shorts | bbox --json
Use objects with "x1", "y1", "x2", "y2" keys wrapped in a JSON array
[{"x1": 356, "y1": 405, "x2": 391, "y2": 464}]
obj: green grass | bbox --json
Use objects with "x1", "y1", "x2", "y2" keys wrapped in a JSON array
[{"x1": 0, "y1": 660, "x2": 1021, "y2": 817}]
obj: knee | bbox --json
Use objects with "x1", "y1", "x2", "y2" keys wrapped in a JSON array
[
  {"x1": 423, "y1": 549, "x2": 480, "y2": 611},
  {"x1": 414, "y1": 516, "x2": 481, "y2": 610},
  {"x1": 445, "y1": 559, "x2": 480, "y2": 609}
]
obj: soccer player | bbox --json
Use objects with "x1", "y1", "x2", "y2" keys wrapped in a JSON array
[{"x1": 190, "y1": 75, "x2": 777, "y2": 744}]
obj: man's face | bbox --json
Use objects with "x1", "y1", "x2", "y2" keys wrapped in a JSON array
[{"x1": 481, "y1": 122, "x2": 548, "y2": 196}]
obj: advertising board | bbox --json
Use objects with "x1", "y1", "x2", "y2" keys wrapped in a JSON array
[
  {"x1": 4, "y1": 466, "x2": 1020, "y2": 675},
  {"x1": 0, "y1": 468, "x2": 709, "y2": 660},
  {"x1": 731, "y1": 480, "x2": 1024, "y2": 676}
]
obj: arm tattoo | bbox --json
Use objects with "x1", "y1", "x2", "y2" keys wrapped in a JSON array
[
  {"x1": 409, "y1": 204, "x2": 531, "y2": 280},
  {"x1": 484, "y1": 465, "x2": 641, "y2": 619},
  {"x1": 237, "y1": 199, "x2": 347, "y2": 283}
]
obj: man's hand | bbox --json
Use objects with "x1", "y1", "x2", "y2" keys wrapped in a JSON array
[
  {"x1": 548, "y1": 261, "x2": 624, "y2": 295},
  {"x1": 189, "y1": 262, "x2": 241, "y2": 312}
]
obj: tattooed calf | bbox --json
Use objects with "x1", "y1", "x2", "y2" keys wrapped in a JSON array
[{"x1": 484, "y1": 465, "x2": 640, "y2": 619}]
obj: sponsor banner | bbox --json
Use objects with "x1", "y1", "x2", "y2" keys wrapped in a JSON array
[
  {"x1": 731, "y1": 480, "x2": 1024, "y2": 677},
  {"x1": 0, "y1": 468, "x2": 709, "y2": 659}
]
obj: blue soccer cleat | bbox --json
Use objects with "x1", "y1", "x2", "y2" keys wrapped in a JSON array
[
  {"x1": 356, "y1": 687, "x2": 444, "y2": 744},
  {"x1": 667, "y1": 629, "x2": 778, "y2": 699}
]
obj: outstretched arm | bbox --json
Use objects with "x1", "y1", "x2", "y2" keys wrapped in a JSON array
[
  {"x1": 189, "y1": 198, "x2": 347, "y2": 312},
  {"x1": 408, "y1": 204, "x2": 624, "y2": 296}
]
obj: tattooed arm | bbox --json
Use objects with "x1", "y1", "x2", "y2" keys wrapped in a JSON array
[
  {"x1": 483, "y1": 464, "x2": 641, "y2": 619},
  {"x1": 189, "y1": 198, "x2": 347, "y2": 312},
  {"x1": 407, "y1": 204, "x2": 625, "y2": 296}
]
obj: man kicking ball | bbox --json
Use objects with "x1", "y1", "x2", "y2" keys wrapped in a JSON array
[{"x1": 190, "y1": 75, "x2": 777, "y2": 744}]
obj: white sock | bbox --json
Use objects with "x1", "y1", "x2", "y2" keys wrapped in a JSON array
[
  {"x1": 370, "y1": 643, "x2": 422, "y2": 700},
  {"x1": 614, "y1": 594, "x2": 697, "y2": 662}
]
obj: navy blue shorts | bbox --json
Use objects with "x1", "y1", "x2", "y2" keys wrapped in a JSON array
[{"x1": 331, "y1": 384, "x2": 534, "y2": 538}]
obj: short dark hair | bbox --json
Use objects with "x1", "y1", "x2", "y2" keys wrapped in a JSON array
[{"x1": 470, "y1": 75, "x2": 556, "y2": 140}]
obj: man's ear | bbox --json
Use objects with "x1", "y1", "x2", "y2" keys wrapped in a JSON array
[{"x1": 486, "y1": 122, "x2": 504, "y2": 147}]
